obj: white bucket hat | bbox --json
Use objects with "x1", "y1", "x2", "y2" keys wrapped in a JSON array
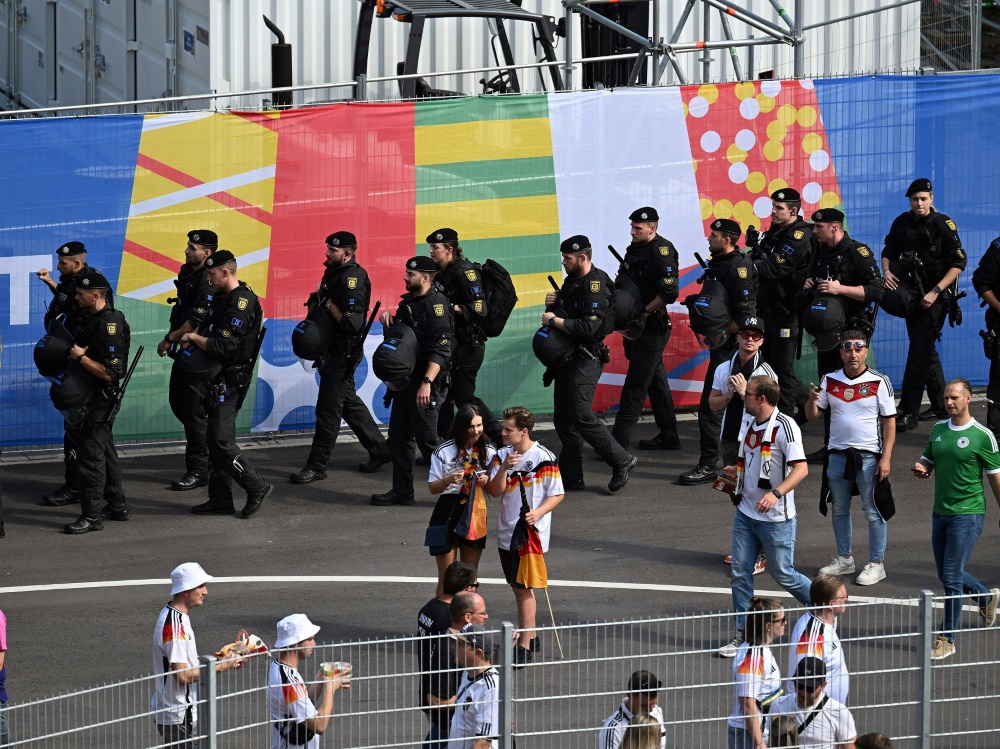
[
  {"x1": 170, "y1": 562, "x2": 213, "y2": 595},
  {"x1": 275, "y1": 614, "x2": 322, "y2": 648}
]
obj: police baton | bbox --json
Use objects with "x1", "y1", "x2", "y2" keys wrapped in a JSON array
[
  {"x1": 342, "y1": 301, "x2": 382, "y2": 382},
  {"x1": 234, "y1": 326, "x2": 267, "y2": 411},
  {"x1": 547, "y1": 275, "x2": 560, "y2": 292},
  {"x1": 694, "y1": 252, "x2": 710, "y2": 284},
  {"x1": 607, "y1": 244, "x2": 626, "y2": 266},
  {"x1": 104, "y1": 345, "x2": 144, "y2": 427}
]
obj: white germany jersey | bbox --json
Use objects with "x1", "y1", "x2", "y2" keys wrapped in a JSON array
[
  {"x1": 817, "y1": 367, "x2": 895, "y2": 452},
  {"x1": 711, "y1": 350, "x2": 778, "y2": 438},
  {"x1": 597, "y1": 700, "x2": 666, "y2": 749},
  {"x1": 766, "y1": 694, "x2": 857, "y2": 748},
  {"x1": 737, "y1": 411, "x2": 805, "y2": 522},
  {"x1": 448, "y1": 667, "x2": 500, "y2": 749},
  {"x1": 787, "y1": 612, "x2": 849, "y2": 705},
  {"x1": 496, "y1": 442, "x2": 563, "y2": 552},
  {"x1": 151, "y1": 604, "x2": 199, "y2": 726},
  {"x1": 267, "y1": 659, "x2": 319, "y2": 749}
]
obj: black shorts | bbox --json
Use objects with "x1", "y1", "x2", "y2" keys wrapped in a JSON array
[{"x1": 498, "y1": 547, "x2": 526, "y2": 589}]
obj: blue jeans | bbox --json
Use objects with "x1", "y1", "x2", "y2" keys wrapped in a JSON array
[
  {"x1": 828, "y1": 451, "x2": 886, "y2": 563},
  {"x1": 731, "y1": 510, "x2": 812, "y2": 630},
  {"x1": 931, "y1": 512, "x2": 990, "y2": 642},
  {"x1": 728, "y1": 724, "x2": 754, "y2": 749}
]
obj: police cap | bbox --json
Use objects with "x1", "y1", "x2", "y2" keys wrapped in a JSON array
[
  {"x1": 406, "y1": 256, "x2": 438, "y2": 273},
  {"x1": 205, "y1": 249, "x2": 237, "y2": 268},
  {"x1": 906, "y1": 178, "x2": 932, "y2": 197},
  {"x1": 188, "y1": 230, "x2": 218, "y2": 247},
  {"x1": 811, "y1": 208, "x2": 845, "y2": 224},
  {"x1": 426, "y1": 228, "x2": 459, "y2": 244},
  {"x1": 560, "y1": 235, "x2": 591, "y2": 254},
  {"x1": 56, "y1": 241, "x2": 86, "y2": 257},
  {"x1": 770, "y1": 188, "x2": 801, "y2": 202},
  {"x1": 326, "y1": 231, "x2": 357, "y2": 248},
  {"x1": 76, "y1": 266, "x2": 111, "y2": 290},
  {"x1": 740, "y1": 317, "x2": 766, "y2": 336},
  {"x1": 629, "y1": 207, "x2": 659, "y2": 223},
  {"x1": 710, "y1": 218, "x2": 741, "y2": 236}
]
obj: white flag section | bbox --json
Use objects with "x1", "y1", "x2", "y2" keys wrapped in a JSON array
[{"x1": 548, "y1": 88, "x2": 707, "y2": 393}]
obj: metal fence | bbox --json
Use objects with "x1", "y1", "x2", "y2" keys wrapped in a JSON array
[
  {"x1": 2, "y1": 591, "x2": 998, "y2": 747},
  {"x1": 921, "y1": 0, "x2": 984, "y2": 71}
]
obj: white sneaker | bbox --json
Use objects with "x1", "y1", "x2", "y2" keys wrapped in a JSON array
[
  {"x1": 718, "y1": 630, "x2": 744, "y2": 658},
  {"x1": 856, "y1": 562, "x2": 886, "y2": 586},
  {"x1": 819, "y1": 555, "x2": 856, "y2": 576}
]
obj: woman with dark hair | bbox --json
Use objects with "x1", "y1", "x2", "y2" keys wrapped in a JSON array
[
  {"x1": 727, "y1": 596, "x2": 786, "y2": 749},
  {"x1": 426, "y1": 404, "x2": 499, "y2": 596}
]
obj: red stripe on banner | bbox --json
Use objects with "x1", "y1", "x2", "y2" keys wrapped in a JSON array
[
  {"x1": 135, "y1": 153, "x2": 274, "y2": 225},
  {"x1": 265, "y1": 103, "x2": 417, "y2": 320},
  {"x1": 124, "y1": 239, "x2": 179, "y2": 273}
]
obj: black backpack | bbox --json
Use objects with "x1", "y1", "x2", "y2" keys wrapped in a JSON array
[{"x1": 476, "y1": 259, "x2": 518, "y2": 338}]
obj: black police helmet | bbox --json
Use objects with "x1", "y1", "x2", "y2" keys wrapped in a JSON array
[
  {"x1": 373, "y1": 322, "x2": 419, "y2": 391},
  {"x1": 33, "y1": 318, "x2": 75, "y2": 377},
  {"x1": 613, "y1": 273, "x2": 645, "y2": 341},
  {"x1": 685, "y1": 279, "x2": 733, "y2": 350},
  {"x1": 532, "y1": 320, "x2": 577, "y2": 369},
  {"x1": 878, "y1": 260, "x2": 918, "y2": 318},
  {"x1": 291, "y1": 309, "x2": 335, "y2": 361},
  {"x1": 802, "y1": 295, "x2": 847, "y2": 352}
]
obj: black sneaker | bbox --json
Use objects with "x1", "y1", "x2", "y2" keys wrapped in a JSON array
[
  {"x1": 289, "y1": 468, "x2": 327, "y2": 484},
  {"x1": 609, "y1": 456, "x2": 638, "y2": 493},
  {"x1": 896, "y1": 413, "x2": 918, "y2": 432},
  {"x1": 100, "y1": 504, "x2": 131, "y2": 522},
  {"x1": 43, "y1": 486, "x2": 82, "y2": 506},
  {"x1": 64, "y1": 516, "x2": 104, "y2": 534},
  {"x1": 370, "y1": 490, "x2": 416, "y2": 506},
  {"x1": 241, "y1": 483, "x2": 273, "y2": 518},
  {"x1": 679, "y1": 465, "x2": 716, "y2": 486},
  {"x1": 171, "y1": 473, "x2": 208, "y2": 491},
  {"x1": 512, "y1": 645, "x2": 534, "y2": 669}
]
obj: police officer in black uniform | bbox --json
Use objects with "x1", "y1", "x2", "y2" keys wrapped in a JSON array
[
  {"x1": 37, "y1": 242, "x2": 117, "y2": 506},
  {"x1": 680, "y1": 218, "x2": 757, "y2": 486},
  {"x1": 544, "y1": 236, "x2": 637, "y2": 493},
  {"x1": 291, "y1": 231, "x2": 390, "y2": 484},
  {"x1": 610, "y1": 207, "x2": 682, "y2": 452},
  {"x1": 371, "y1": 256, "x2": 455, "y2": 506},
  {"x1": 972, "y1": 236, "x2": 1000, "y2": 437},
  {"x1": 428, "y1": 228, "x2": 501, "y2": 443},
  {"x1": 46, "y1": 267, "x2": 131, "y2": 534},
  {"x1": 159, "y1": 230, "x2": 216, "y2": 491},
  {"x1": 747, "y1": 188, "x2": 815, "y2": 418},
  {"x1": 881, "y1": 178, "x2": 966, "y2": 432},
  {"x1": 178, "y1": 250, "x2": 273, "y2": 519}
]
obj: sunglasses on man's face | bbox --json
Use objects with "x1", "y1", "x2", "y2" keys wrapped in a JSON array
[
  {"x1": 738, "y1": 332, "x2": 763, "y2": 342},
  {"x1": 840, "y1": 342, "x2": 867, "y2": 351}
]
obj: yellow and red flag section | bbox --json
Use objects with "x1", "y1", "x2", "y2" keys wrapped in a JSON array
[
  {"x1": 119, "y1": 111, "x2": 278, "y2": 305},
  {"x1": 515, "y1": 522, "x2": 548, "y2": 590}
]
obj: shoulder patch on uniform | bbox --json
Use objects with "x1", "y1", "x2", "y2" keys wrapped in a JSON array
[
  {"x1": 590, "y1": 280, "x2": 601, "y2": 293},
  {"x1": 946, "y1": 219, "x2": 958, "y2": 231},
  {"x1": 857, "y1": 246, "x2": 871, "y2": 257},
  {"x1": 465, "y1": 269, "x2": 478, "y2": 282},
  {"x1": 664, "y1": 277, "x2": 674, "y2": 285},
  {"x1": 433, "y1": 303, "x2": 445, "y2": 317},
  {"x1": 737, "y1": 267, "x2": 748, "y2": 279},
  {"x1": 474, "y1": 300, "x2": 484, "y2": 313},
  {"x1": 589, "y1": 315, "x2": 598, "y2": 320},
  {"x1": 956, "y1": 248, "x2": 965, "y2": 258},
  {"x1": 776, "y1": 255, "x2": 786, "y2": 264},
  {"x1": 106, "y1": 323, "x2": 117, "y2": 335},
  {"x1": 237, "y1": 297, "x2": 249, "y2": 311},
  {"x1": 195, "y1": 307, "x2": 206, "y2": 315},
  {"x1": 347, "y1": 276, "x2": 358, "y2": 289},
  {"x1": 221, "y1": 328, "x2": 232, "y2": 337},
  {"x1": 659, "y1": 246, "x2": 669, "y2": 256},
  {"x1": 793, "y1": 230, "x2": 805, "y2": 240}
]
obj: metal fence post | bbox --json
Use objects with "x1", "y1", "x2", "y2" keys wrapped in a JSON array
[
  {"x1": 200, "y1": 655, "x2": 218, "y2": 749},
  {"x1": 355, "y1": 73, "x2": 368, "y2": 102},
  {"x1": 916, "y1": 590, "x2": 934, "y2": 749},
  {"x1": 793, "y1": 0, "x2": 804, "y2": 78},
  {"x1": 499, "y1": 622, "x2": 515, "y2": 749}
]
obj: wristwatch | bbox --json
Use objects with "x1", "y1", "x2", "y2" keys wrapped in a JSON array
[
  {"x1": 771, "y1": 488, "x2": 783, "y2": 500},
  {"x1": 421, "y1": 376, "x2": 433, "y2": 384},
  {"x1": 933, "y1": 285, "x2": 943, "y2": 294}
]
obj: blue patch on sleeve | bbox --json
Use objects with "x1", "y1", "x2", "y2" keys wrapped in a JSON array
[
  {"x1": 230, "y1": 317, "x2": 244, "y2": 328},
  {"x1": 472, "y1": 286, "x2": 482, "y2": 294},
  {"x1": 781, "y1": 244, "x2": 794, "y2": 255},
  {"x1": 348, "y1": 298, "x2": 356, "y2": 305}
]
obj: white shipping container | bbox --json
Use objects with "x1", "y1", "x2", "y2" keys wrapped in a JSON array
[{"x1": 0, "y1": 0, "x2": 921, "y2": 112}]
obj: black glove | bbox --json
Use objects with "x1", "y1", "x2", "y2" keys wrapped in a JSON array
[
  {"x1": 745, "y1": 225, "x2": 760, "y2": 249},
  {"x1": 542, "y1": 369, "x2": 554, "y2": 388}
]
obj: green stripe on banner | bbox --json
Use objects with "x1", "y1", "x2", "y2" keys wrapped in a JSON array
[
  {"x1": 416, "y1": 157, "x2": 557, "y2": 204},
  {"x1": 413, "y1": 234, "x2": 560, "y2": 273},
  {"x1": 475, "y1": 304, "x2": 551, "y2": 414},
  {"x1": 414, "y1": 95, "x2": 549, "y2": 127}
]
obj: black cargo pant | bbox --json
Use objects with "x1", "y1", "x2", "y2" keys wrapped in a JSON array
[
  {"x1": 204, "y1": 382, "x2": 266, "y2": 504},
  {"x1": 388, "y1": 378, "x2": 447, "y2": 497},
  {"x1": 169, "y1": 360, "x2": 210, "y2": 476},
  {"x1": 611, "y1": 316, "x2": 678, "y2": 448},
  {"x1": 553, "y1": 354, "x2": 631, "y2": 483},
  {"x1": 306, "y1": 355, "x2": 388, "y2": 471},
  {"x1": 437, "y1": 338, "x2": 500, "y2": 442},
  {"x1": 899, "y1": 299, "x2": 948, "y2": 417},
  {"x1": 761, "y1": 307, "x2": 808, "y2": 415},
  {"x1": 696, "y1": 339, "x2": 738, "y2": 468},
  {"x1": 65, "y1": 395, "x2": 125, "y2": 520}
]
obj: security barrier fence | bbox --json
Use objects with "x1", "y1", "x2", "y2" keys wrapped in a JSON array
[{"x1": 3, "y1": 591, "x2": 998, "y2": 747}]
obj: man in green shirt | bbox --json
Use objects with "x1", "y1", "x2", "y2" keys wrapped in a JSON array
[{"x1": 914, "y1": 378, "x2": 1000, "y2": 660}]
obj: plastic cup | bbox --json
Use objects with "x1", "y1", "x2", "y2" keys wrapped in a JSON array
[{"x1": 321, "y1": 661, "x2": 352, "y2": 687}]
